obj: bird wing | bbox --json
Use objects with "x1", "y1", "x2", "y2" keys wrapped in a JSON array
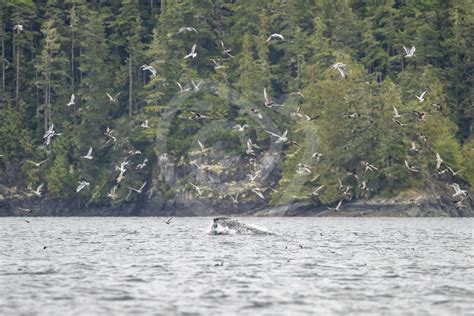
[
  {"x1": 176, "y1": 81, "x2": 183, "y2": 91},
  {"x1": 404, "y1": 160, "x2": 410, "y2": 169},
  {"x1": 403, "y1": 46, "x2": 409, "y2": 54},
  {"x1": 393, "y1": 106, "x2": 399, "y2": 116},
  {"x1": 265, "y1": 130, "x2": 281, "y2": 138},
  {"x1": 282, "y1": 130, "x2": 288, "y2": 138},
  {"x1": 263, "y1": 88, "x2": 270, "y2": 103},
  {"x1": 87, "y1": 147, "x2": 92, "y2": 156},
  {"x1": 420, "y1": 91, "x2": 427, "y2": 98},
  {"x1": 37, "y1": 183, "x2": 44, "y2": 191},
  {"x1": 336, "y1": 200, "x2": 342, "y2": 210},
  {"x1": 198, "y1": 140, "x2": 205, "y2": 151},
  {"x1": 106, "y1": 92, "x2": 113, "y2": 101},
  {"x1": 191, "y1": 44, "x2": 196, "y2": 54},
  {"x1": 139, "y1": 182, "x2": 147, "y2": 191}
]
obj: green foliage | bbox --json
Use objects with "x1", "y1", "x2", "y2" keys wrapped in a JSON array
[{"x1": 0, "y1": 0, "x2": 471, "y2": 206}]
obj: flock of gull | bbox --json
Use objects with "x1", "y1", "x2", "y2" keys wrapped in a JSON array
[{"x1": 6, "y1": 24, "x2": 470, "y2": 215}]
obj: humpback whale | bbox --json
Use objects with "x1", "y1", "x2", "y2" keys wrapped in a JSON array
[{"x1": 210, "y1": 217, "x2": 274, "y2": 235}]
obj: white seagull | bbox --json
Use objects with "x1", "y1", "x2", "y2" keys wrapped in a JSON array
[
  {"x1": 191, "y1": 80, "x2": 203, "y2": 91},
  {"x1": 184, "y1": 44, "x2": 197, "y2": 59},
  {"x1": 76, "y1": 181, "x2": 90, "y2": 193},
  {"x1": 311, "y1": 185, "x2": 325, "y2": 197},
  {"x1": 220, "y1": 41, "x2": 234, "y2": 58},
  {"x1": 447, "y1": 183, "x2": 468, "y2": 198},
  {"x1": 435, "y1": 153, "x2": 443, "y2": 170},
  {"x1": 81, "y1": 147, "x2": 93, "y2": 160},
  {"x1": 246, "y1": 138, "x2": 259, "y2": 155},
  {"x1": 404, "y1": 160, "x2": 420, "y2": 173},
  {"x1": 107, "y1": 186, "x2": 118, "y2": 200},
  {"x1": 447, "y1": 166, "x2": 465, "y2": 176},
  {"x1": 67, "y1": 93, "x2": 75, "y2": 107},
  {"x1": 177, "y1": 27, "x2": 198, "y2": 34},
  {"x1": 176, "y1": 81, "x2": 191, "y2": 93},
  {"x1": 251, "y1": 188, "x2": 265, "y2": 199},
  {"x1": 403, "y1": 45, "x2": 416, "y2": 57},
  {"x1": 328, "y1": 200, "x2": 342, "y2": 212},
  {"x1": 198, "y1": 140, "x2": 211, "y2": 155},
  {"x1": 140, "y1": 120, "x2": 150, "y2": 128},
  {"x1": 106, "y1": 92, "x2": 121, "y2": 103},
  {"x1": 332, "y1": 62, "x2": 348, "y2": 79},
  {"x1": 136, "y1": 158, "x2": 148, "y2": 170},
  {"x1": 233, "y1": 124, "x2": 248, "y2": 132},
  {"x1": 25, "y1": 159, "x2": 48, "y2": 167},
  {"x1": 128, "y1": 181, "x2": 147, "y2": 194},
  {"x1": 393, "y1": 106, "x2": 402, "y2": 118},
  {"x1": 266, "y1": 33, "x2": 285, "y2": 43},
  {"x1": 13, "y1": 24, "x2": 24, "y2": 33},
  {"x1": 416, "y1": 91, "x2": 427, "y2": 102},
  {"x1": 32, "y1": 183, "x2": 44, "y2": 197},
  {"x1": 263, "y1": 88, "x2": 273, "y2": 107},
  {"x1": 141, "y1": 64, "x2": 157, "y2": 77},
  {"x1": 190, "y1": 183, "x2": 208, "y2": 196},
  {"x1": 265, "y1": 129, "x2": 288, "y2": 143}
]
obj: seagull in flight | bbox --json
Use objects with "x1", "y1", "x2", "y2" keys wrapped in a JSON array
[
  {"x1": 190, "y1": 183, "x2": 208, "y2": 196},
  {"x1": 17, "y1": 207, "x2": 36, "y2": 214},
  {"x1": 345, "y1": 112, "x2": 360, "y2": 119},
  {"x1": 43, "y1": 124, "x2": 61, "y2": 145},
  {"x1": 128, "y1": 150, "x2": 141, "y2": 156},
  {"x1": 136, "y1": 158, "x2": 149, "y2": 170},
  {"x1": 413, "y1": 110, "x2": 427, "y2": 121},
  {"x1": 265, "y1": 130, "x2": 288, "y2": 143},
  {"x1": 198, "y1": 140, "x2": 211, "y2": 155},
  {"x1": 360, "y1": 161, "x2": 378, "y2": 172},
  {"x1": 229, "y1": 193, "x2": 239, "y2": 204},
  {"x1": 447, "y1": 166, "x2": 465, "y2": 176},
  {"x1": 246, "y1": 138, "x2": 259, "y2": 155},
  {"x1": 107, "y1": 186, "x2": 118, "y2": 200},
  {"x1": 128, "y1": 181, "x2": 147, "y2": 194},
  {"x1": 251, "y1": 188, "x2": 265, "y2": 199},
  {"x1": 333, "y1": 62, "x2": 348, "y2": 79},
  {"x1": 435, "y1": 153, "x2": 443, "y2": 170},
  {"x1": 106, "y1": 92, "x2": 121, "y2": 103},
  {"x1": 32, "y1": 183, "x2": 44, "y2": 197},
  {"x1": 188, "y1": 111, "x2": 209, "y2": 120},
  {"x1": 290, "y1": 91, "x2": 305, "y2": 98},
  {"x1": 447, "y1": 183, "x2": 468, "y2": 198},
  {"x1": 184, "y1": 44, "x2": 197, "y2": 59},
  {"x1": 404, "y1": 160, "x2": 420, "y2": 173},
  {"x1": 176, "y1": 81, "x2": 191, "y2": 93},
  {"x1": 163, "y1": 217, "x2": 174, "y2": 224},
  {"x1": 263, "y1": 88, "x2": 273, "y2": 107},
  {"x1": 393, "y1": 106, "x2": 402, "y2": 118},
  {"x1": 403, "y1": 45, "x2": 416, "y2": 57},
  {"x1": 67, "y1": 93, "x2": 75, "y2": 107},
  {"x1": 328, "y1": 200, "x2": 342, "y2": 212},
  {"x1": 81, "y1": 147, "x2": 93, "y2": 160},
  {"x1": 392, "y1": 119, "x2": 407, "y2": 127},
  {"x1": 296, "y1": 163, "x2": 312, "y2": 175},
  {"x1": 140, "y1": 120, "x2": 150, "y2": 128},
  {"x1": 233, "y1": 124, "x2": 248, "y2": 132},
  {"x1": 104, "y1": 127, "x2": 116, "y2": 143},
  {"x1": 219, "y1": 41, "x2": 234, "y2": 58},
  {"x1": 141, "y1": 64, "x2": 157, "y2": 77},
  {"x1": 25, "y1": 159, "x2": 48, "y2": 167},
  {"x1": 177, "y1": 27, "x2": 198, "y2": 34},
  {"x1": 416, "y1": 91, "x2": 427, "y2": 102},
  {"x1": 191, "y1": 80, "x2": 203, "y2": 91},
  {"x1": 312, "y1": 152, "x2": 323, "y2": 161},
  {"x1": 13, "y1": 24, "x2": 24, "y2": 33},
  {"x1": 311, "y1": 185, "x2": 325, "y2": 197},
  {"x1": 115, "y1": 161, "x2": 129, "y2": 183},
  {"x1": 76, "y1": 181, "x2": 90, "y2": 193},
  {"x1": 210, "y1": 59, "x2": 227, "y2": 70},
  {"x1": 266, "y1": 33, "x2": 285, "y2": 43}
]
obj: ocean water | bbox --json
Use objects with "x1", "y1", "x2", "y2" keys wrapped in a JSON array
[{"x1": 0, "y1": 217, "x2": 472, "y2": 315}]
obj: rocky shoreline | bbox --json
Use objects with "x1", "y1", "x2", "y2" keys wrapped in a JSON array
[{"x1": 1, "y1": 186, "x2": 472, "y2": 217}]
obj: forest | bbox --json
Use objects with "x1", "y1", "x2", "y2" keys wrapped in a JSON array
[{"x1": 0, "y1": 0, "x2": 472, "y2": 212}]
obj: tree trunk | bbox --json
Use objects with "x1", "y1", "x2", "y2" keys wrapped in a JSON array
[
  {"x1": 15, "y1": 47, "x2": 20, "y2": 110},
  {"x1": 129, "y1": 52, "x2": 133, "y2": 117},
  {"x1": 1, "y1": 23, "x2": 4, "y2": 98}
]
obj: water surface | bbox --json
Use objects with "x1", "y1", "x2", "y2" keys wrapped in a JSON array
[{"x1": 0, "y1": 217, "x2": 473, "y2": 315}]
